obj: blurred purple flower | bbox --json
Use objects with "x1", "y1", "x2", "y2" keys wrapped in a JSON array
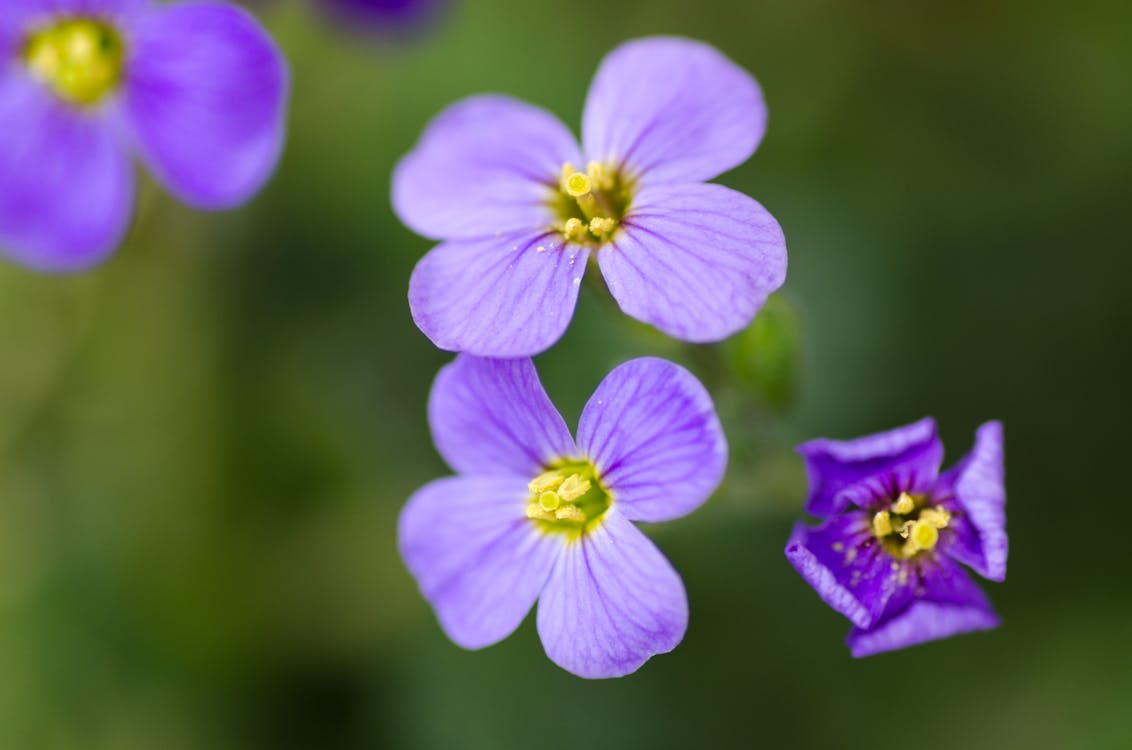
[
  {"x1": 786, "y1": 418, "x2": 1007, "y2": 657},
  {"x1": 0, "y1": 0, "x2": 289, "y2": 272},
  {"x1": 317, "y1": 0, "x2": 443, "y2": 34},
  {"x1": 399, "y1": 355, "x2": 727, "y2": 678},
  {"x1": 393, "y1": 36, "x2": 788, "y2": 357}
]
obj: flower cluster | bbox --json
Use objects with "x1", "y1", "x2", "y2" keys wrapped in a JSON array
[{"x1": 0, "y1": 0, "x2": 288, "y2": 271}]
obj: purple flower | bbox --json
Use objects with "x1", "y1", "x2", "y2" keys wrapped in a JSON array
[
  {"x1": 399, "y1": 355, "x2": 727, "y2": 678},
  {"x1": 786, "y1": 418, "x2": 1007, "y2": 657},
  {"x1": 0, "y1": 0, "x2": 289, "y2": 272},
  {"x1": 393, "y1": 36, "x2": 788, "y2": 357}
]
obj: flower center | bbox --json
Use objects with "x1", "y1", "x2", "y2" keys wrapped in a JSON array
[
  {"x1": 23, "y1": 18, "x2": 125, "y2": 107},
  {"x1": 549, "y1": 162, "x2": 633, "y2": 246},
  {"x1": 525, "y1": 459, "x2": 611, "y2": 537},
  {"x1": 871, "y1": 492, "x2": 951, "y2": 559}
]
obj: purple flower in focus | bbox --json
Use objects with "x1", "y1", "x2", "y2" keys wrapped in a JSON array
[
  {"x1": 399, "y1": 355, "x2": 727, "y2": 678},
  {"x1": 786, "y1": 418, "x2": 1007, "y2": 657},
  {"x1": 0, "y1": 0, "x2": 289, "y2": 272},
  {"x1": 393, "y1": 36, "x2": 788, "y2": 357}
]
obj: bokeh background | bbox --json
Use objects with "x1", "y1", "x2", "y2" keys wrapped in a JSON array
[{"x1": 2, "y1": 0, "x2": 1130, "y2": 747}]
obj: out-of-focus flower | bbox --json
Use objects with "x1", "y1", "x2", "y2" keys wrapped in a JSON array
[
  {"x1": 316, "y1": 0, "x2": 444, "y2": 34},
  {"x1": 393, "y1": 36, "x2": 787, "y2": 357},
  {"x1": 399, "y1": 355, "x2": 727, "y2": 678},
  {"x1": 786, "y1": 418, "x2": 1007, "y2": 656},
  {"x1": 0, "y1": 0, "x2": 289, "y2": 272}
]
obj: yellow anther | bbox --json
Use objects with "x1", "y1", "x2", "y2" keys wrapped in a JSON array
[
  {"x1": 873, "y1": 510, "x2": 893, "y2": 537},
  {"x1": 528, "y1": 470, "x2": 565, "y2": 494},
  {"x1": 562, "y1": 217, "x2": 588, "y2": 242},
  {"x1": 918, "y1": 507, "x2": 951, "y2": 529},
  {"x1": 24, "y1": 18, "x2": 124, "y2": 106},
  {"x1": 554, "y1": 506, "x2": 586, "y2": 523},
  {"x1": 892, "y1": 492, "x2": 916, "y2": 515},
  {"x1": 588, "y1": 217, "x2": 616, "y2": 236},
  {"x1": 557, "y1": 474, "x2": 591, "y2": 502},
  {"x1": 525, "y1": 503, "x2": 555, "y2": 522},
  {"x1": 538, "y1": 491, "x2": 561, "y2": 512},
  {"x1": 586, "y1": 161, "x2": 613, "y2": 190}
]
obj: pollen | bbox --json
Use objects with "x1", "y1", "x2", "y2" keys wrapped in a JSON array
[
  {"x1": 24, "y1": 18, "x2": 125, "y2": 106},
  {"x1": 872, "y1": 510, "x2": 893, "y2": 537},
  {"x1": 556, "y1": 474, "x2": 591, "y2": 502},
  {"x1": 529, "y1": 471, "x2": 565, "y2": 494},
  {"x1": 562, "y1": 217, "x2": 589, "y2": 243},
  {"x1": 525, "y1": 460, "x2": 610, "y2": 537},
  {"x1": 892, "y1": 492, "x2": 916, "y2": 515}
]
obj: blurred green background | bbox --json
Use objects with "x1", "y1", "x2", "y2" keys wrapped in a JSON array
[{"x1": 2, "y1": 0, "x2": 1130, "y2": 747}]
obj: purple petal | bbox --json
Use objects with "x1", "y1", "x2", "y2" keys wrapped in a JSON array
[
  {"x1": 536, "y1": 510, "x2": 687, "y2": 679},
  {"x1": 428, "y1": 355, "x2": 577, "y2": 478},
  {"x1": 409, "y1": 230, "x2": 588, "y2": 357},
  {"x1": 576, "y1": 357, "x2": 726, "y2": 523},
  {"x1": 0, "y1": 77, "x2": 132, "y2": 272},
  {"x1": 582, "y1": 36, "x2": 766, "y2": 185},
  {"x1": 121, "y1": 2, "x2": 288, "y2": 209},
  {"x1": 846, "y1": 557, "x2": 999, "y2": 657},
  {"x1": 393, "y1": 95, "x2": 581, "y2": 240},
  {"x1": 784, "y1": 514, "x2": 907, "y2": 630},
  {"x1": 797, "y1": 417, "x2": 944, "y2": 517},
  {"x1": 599, "y1": 183, "x2": 787, "y2": 343},
  {"x1": 399, "y1": 475, "x2": 563, "y2": 649},
  {"x1": 936, "y1": 421, "x2": 1007, "y2": 581}
]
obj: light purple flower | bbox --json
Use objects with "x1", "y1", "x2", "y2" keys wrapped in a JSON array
[
  {"x1": 399, "y1": 355, "x2": 727, "y2": 678},
  {"x1": 0, "y1": 0, "x2": 289, "y2": 272},
  {"x1": 393, "y1": 36, "x2": 788, "y2": 357},
  {"x1": 786, "y1": 418, "x2": 1007, "y2": 657}
]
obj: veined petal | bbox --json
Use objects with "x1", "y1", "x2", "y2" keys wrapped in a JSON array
[
  {"x1": 121, "y1": 2, "x2": 288, "y2": 209},
  {"x1": 0, "y1": 76, "x2": 132, "y2": 272},
  {"x1": 536, "y1": 510, "x2": 687, "y2": 679},
  {"x1": 399, "y1": 475, "x2": 563, "y2": 650},
  {"x1": 582, "y1": 36, "x2": 766, "y2": 185},
  {"x1": 797, "y1": 417, "x2": 944, "y2": 517},
  {"x1": 577, "y1": 357, "x2": 726, "y2": 523},
  {"x1": 393, "y1": 95, "x2": 581, "y2": 240},
  {"x1": 599, "y1": 183, "x2": 786, "y2": 343},
  {"x1": 409, "y1": 230, "x2": 588, "y2": 357},
  {"x1": 937, "y1": 421, "x2": 1007, "y2": 581},
  {"x1": 428, "y1": 355, "x2": 577, "y2": 477},
  {"x1": 785, "y1": 515, "x2": 904, "y2": 630},
  {"x1": 846, "y1": 557, "x2": 999, "y2": 657}
]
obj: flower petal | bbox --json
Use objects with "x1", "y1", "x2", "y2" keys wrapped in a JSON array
[
  {"x1": 582, "y1": 36, "x2": 766, "y2": 185},
  {"x1": 121, "y1": 2, "x2": 288, "y2": 209},
  {"x1": 797, "y1": 417, "x2": 944, "y2": 517},
  {"x1": 399, "y1": 475, "x2": 563, "y2": 649},
  {"x1": 409, "y1": 230, "x2": 588, "y2": 357},
  {"x1": 784, "y1": 514, "x2": 905, "y2": 630},
  {"x1": 0, "y1": 78, "x2": 133, "y2": 272},
  {"x1": 536, "y1": 510, "x2": 687, "y2": 678},
  {"x1": 576, "y1": 357, "x2": 726, "y2": 523},
  {"x1": 428, "y1": 355, "x2": 577, "y2": 477},
  {"x1": 937, "y1": 421, "x2": 1007, "y2": 581},
  {"x1": 846, "y1": 557, "x2": 999, "y2": 657},
  {"x1": 598, "y1": 183, "x2": 786, "y2": 343},
  {"x1": 393, "y1": 94, "x2": 581, "y2": 240}
]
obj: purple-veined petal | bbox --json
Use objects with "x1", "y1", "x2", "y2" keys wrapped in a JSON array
[
  {"x1": 797, "y1": 417, "x2": 944, "y2": 517},
  {"x1": 599, "y1": 183, "x2": 786, "y2": 343},
  {"x1": 399, "y1": 475, "x2": 564, "y2": 649},
  {"x1": 936, "y1": 421, "x2": 1007, "y2": 581},
  {"x1": 536, "y1": 510, "x2": 687, "y2": 679},
  {"x1": 428, "y1": 355, "x2": 577, "y2": 477},
  {"x1": 582, "y1": 36, "x2": 766, "y2": 185},
  {"x1": 409, "y1": 230, "x2": 588, "y2": 357},
  {"x1": 393, "y1": 94, "x2": 581, "y2": 240},
  {"x1": 784, "y1": 514, "x2": 907, "y2": 630},
  {"x1": 576, "y1": 357, "x2": 726, "y2": 523},
  {"x1": 846, "y1": 556, "x2": 999, "y2": 657},
  {"x1": 0, "y1": 76, "x2": 133, "y2": 272},
  {"x1": 120, "y1": 2, "x2": 288, "y2": 209}
]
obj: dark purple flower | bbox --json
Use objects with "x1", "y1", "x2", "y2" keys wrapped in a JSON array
[
  {"x1": 393, "y1": 37, "x2": 788, "y2": 357},
  {"x1": 0, "y1": 0, "x2": 289, "y2": 272},
  {"x1": 399, "y1": 355, "x2": 727, "y2": 678},
  {"x1": 786, "y1": 418, "x2": 1007, "y2": 657}
]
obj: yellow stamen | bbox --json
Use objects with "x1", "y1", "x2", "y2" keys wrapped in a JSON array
[
  {"x1": 556, "y1": 474, "x2": 591, "y2": 502},
  {"x1": 554, "y1": 506, "x2": 586, "y2": 523},
  {"x1": 907, "y1": 521, "x2": 939, "y2": 551},
  {"x1": 918, "y1": 507, "x2": 951, "y2": 529},
  {"x1": 873, "y1": 510, "x2": 893, "y2": 537},
  {"x1": 588, "y1": 217, "x2": 616, "y2": 236},
  {"x1": 24, "y1": 18, "x2": 125, "y2": 106},
  {"x1": 528, "y1": 470, "x2": 565, "y2": 494},
  {"x1": 525, "y1": 503, "x2": 555, "y2": 522},
  {"x1": 892, "y1": 492, "x2": 916, "y2": 515},
  {"x1": 562, "y1": 217, "x2": 588, "y2": 243}
]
